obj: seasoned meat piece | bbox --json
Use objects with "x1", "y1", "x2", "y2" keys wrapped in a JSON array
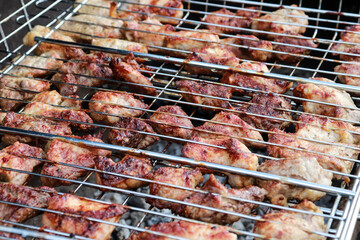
[
  {"x1": 92, "y1": 38, "x2": 148, "y2": 57},
  {"x1": 331, "y1": 25, "x2": 360, "y2": 61},
  {"x1": 95, "y1": 155, "x2": 153, "y2": 190},
  {"x1": 0, "y1": 87, "x2": 25, "y2": 111},
  {"x1": 43, "y1": 194, "x2": 127, "y2": 240},
  {"x1": 194, "y1": 111, "x2": 264, "y2": 149},
  {"x1": 1, "y1": 112, "x2": 72, "y2": 145},
  {"x1": 176, "y1": 174, "x2": 266, "y2": 224},
  {"x1": 124, "y1": 18, "x2": 175, "y2": 47},
  {"x1": 253, "y1": 200, "x2": 326, "y2": 240},
  {"x1": 130, "y1": 220, "x2": 237, "y2": 240},
  {"x1": 147, "y1": 167, "x2": 203, "y2": 210},
  {"x1": 107, "y1": 117, "x2": 158, "y2": 149},
  {"x1": 236, "y1": 93, "x2": 292, "y2": 130},
  {"x1": 184, "y1": 46, "x2": 240, "y2": 75},
  {"x1": 257, "y1": 157, "x2": 332, "y2": 205},
  {"x1": 293, "y1": 78, "x2": 360, "y2": 122},
  {"x1": 149, "y1": 105, "x2": 194, "y2": 140},
  {"x1": 0, "y1": 142, "x2": 43, "y2": 185},
  {"x1": 52, "y1": 60, "x2": 113, "y2": 96},
  {"x1": 221, "y1": 62, "x2": 293, "y2": 95},
  {"x1": 23, "y1": 102, "x2": 93, "y2": 131},
  {"x1": 268, "y1": 128, "x2": 357, "y2": 183},
  {"x1": 41, "y1": 138, "x2": 111, "y2": 187},
  {"x1": 32, "y1": 90, "x2": 81, "y2": 110},
  {"x1": 334, "y1": 62, "x2": 360, "y2": 90},
  {"x1": 273, "y1": 33, "x2": 318, "y2": 63},
  {"x1": 110, "y1": 58, "x2": 156, "y2": 96},
  {"x1": 76, "y1": 0, "x2": 111, "y2": 16},
  {"x1": 251, "y1": 4, "x2": 309, "y2": 39},
  {"x1": 0, "y1": 183, "x2": 53, "y2": 224},
  {"x1": 89, "y1": 91, "x2": 148, "y2": 124},
  {"x1": 176, "y1": 80, "x2": 233, "y2": 110},
  {"x1": 59, "y1": 14, "x2": 123, "y2": 42},
  {"x1": 182, "y1": 137, "x2": 258, "y2": 188}
]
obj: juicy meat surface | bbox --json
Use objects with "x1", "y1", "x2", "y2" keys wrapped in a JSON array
[
  {"x1": 0, "y1": 87, "x2": 26, "y2": 111},
  {"x1": 107, "y1": 117, "x2": 158, "y2": 149},
  {"x1": 193, "y1": 111, "x2": 265, "y2": 148},
  {"x1": 236, "y1": 93, "x2": 292, "y2": 130},
  {"x1": 95, "y1": 155, "x2": 153, "y2": 190},
  {"x1": 176, "y1": 80, "x2": 233, "y2": 110},
  {"x1": 76, "y1": 0, "x2": 111, "y2": 16},
  {"x1": 147, "y1": 167, "x2": 204, "y2": 210},
  {"x1": 182, "y1": 137, "x2": 258, "y2": 188},
  {"x1": 130, "y1": 220, "x2": 237, "y2": 240},
  {"x1": 32, "y1": 90, "x2": 82, "y2": 110},
  {"x1": 0, "y1": 142, "x2": 44, "y2": 185},
  {"x1": 149, "y1": 105, "x2": 194, "y2": 141},
  {"x1": 43, "y1": 194, "x2": 127, "y2": 240},
  {"x1": 91, "y1": 38, "x2": 148, "y2": 57},
  {"x1": 331, "y1": 25, "x2": 360, "y2": 61},
  {"x1": 176, "y1": 174, "x2": 266, "y2": 224},
  {"x1": 334, "y1": 62, "x2": 360, "y2": 88},
  {"x1": 253, "y1": 200, "x2": 326, "y2": 240},
  {"x1": 221, "y1": 62, "x2": 293, "y2": 95},
  {"x1": 89, "y1": 91, "x2": 148, "y2": 124},
  {"x1": 257, "y1": 157, "x2": 332, "y2": 205}
]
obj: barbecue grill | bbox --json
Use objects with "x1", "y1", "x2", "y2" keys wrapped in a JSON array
[{"x1": 0, "y1": 0, "x2": 360, "y2": 239}]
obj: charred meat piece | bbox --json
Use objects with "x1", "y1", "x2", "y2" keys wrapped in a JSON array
[
  {"x1": 194, "y1": 111, "x2": 265, "y2": 149},
  {"x1": 92, "y1": 38, "x2": 148, "y2": 57},
  {"x1": 2, "y1": 112, "x2": 72, "y2": 145},
  {"x1": 0, "y1": 142, "x2": 44, "y2": 185},
  {"x1": 334, "y1": 62, "x2": 360, "y2": 89},
  {"x1": 0, "y1": 87, "x2": 27, "y2": 112},
  {"x1": 331, "y1": 25, "x2": 360, "y2": 61},
  {"x1": 107, "y1": 117, "x2": 158, "y2": 149},
  {"x1": 76, "y1": 0, "x2": 111, "y2": 16},
  {"x1": 41, "y1": 138, "x2": 111, "y2": 187},
  {"x1": 257, "y1": 157, "x2": 332, "y2": 205},
  {"x1": 176, "y1": 174, "x2": 266, "y2": 225},
  {"x1": 182, "y1": 137, "x2": 258, "y2": 188},
  {"x1": 176, "y1": 80, "x2": 233, "y2": 110},
  {"x1": 236, "y1": 93, "x2": 292, "y2": 130},
  {"x1": 31, "y1": 90, "x2": 82, "y2": 110},
  {"x1": 147, "y1": 167, "x2": 203, "y2": 211},
  {"x1": 149, "y1": 105, "x2": 194, "y2": 140},
  {"x1": 251, "y1": 4, "x2": 309, "y2": 39},
  {"x1": 253, "y1": 200, "x2": 326, "y2": 240},
  {"x1": 110, "y1": 58, "x2": 157, "y2": 96},
  {"x1": 95, "y1": 155, "x2": 153, "y2": 190},
  {"x1": 221, "y1": 62, "x2": 293, "y2": 95},
  {"x1": 43, "y1": 194, "x2": 127, "y2": 240},
  {"x1": 89, "y1": 91, "x2": 148, "y2": 124},
  {"x1": 130, "y1": 220, "x2": 237, "y2": 240}
]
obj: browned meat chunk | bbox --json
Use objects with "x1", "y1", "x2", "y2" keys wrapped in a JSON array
[
  {"x1": 31, "y1": 90, "x2": 81, "y2": 110},
  {"x1": 331, "y1": 25, "x2": 360, "y2": 61},
  {"x1": 334, "y1": 62, "x2": 360, "y2": 89}
]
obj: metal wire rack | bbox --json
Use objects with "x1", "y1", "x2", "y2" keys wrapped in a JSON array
[{"x1": 0, "y1": 0, "x2": 360, "y2": 239}]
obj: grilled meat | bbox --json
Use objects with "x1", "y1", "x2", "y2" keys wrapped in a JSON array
[
  {"x1": 92, "y1": 38, "x2": 148, "y2": 57},
  {"x1": 334, "y1": 62, "x2": 360, "y2": 89},
  {"x1": 149, "y1": 105, "x2": 194, "y2": 141},
  {"x1": 107, "y1": 117, "x2": 158, "y2": 149},
  {"x1": 31, "y1": 90, "x2": 81, "y2": 110},
  {"x1": 0, "y1": 87, "x2": 28, "y2": 111},
  {"x1": 89, "y1": 91, "x2": 148, "y2": 124},
  {"x1": 43, "y1": 194, "x2": 127, "y2": 240},
  {"x1": 221, "y1": 62, "x2": 293, "y2": 95},
  {"x1": 95, "y1": 155, "x2": 153, "y2": 190},
  {"x1": 76, "y1": 0, "x2": 111, "y2": 16},
  {"x1": 331, "y1": 25, "x2": 360, "y2": 61},
  {"x1": 253, "y1": 200, "x2": 326, "y2": 240},
  {"x1": 175, "y1": 80, "x2": 233, "y2": 110},
  {"x1": 193, "y1": 111, "x2": 264, "y2": 148}
]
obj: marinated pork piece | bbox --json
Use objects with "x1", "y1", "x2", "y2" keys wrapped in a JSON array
[
  {"x1": 75, "y1": 0, "x2": 111, "y2": 16},
  {"x1": 149, "y1": 105, "x2": 194, "y2": 140},
  {"x1": 331, "y1": 25, "x2": 360, "y2": 61},
  {"x1": 253, "y1": 200, "x2": 326, "y2": 240},
  {"x1": 184, "y1": 46, "x2": 240, "y2": 75},
  {"x1": 89, "y1": 91, "x2": 148, "y2": 124},
  {"x1": 43, "y1": 194, "x2": 127, "y2": 240},
  {"x1": 130, "y1": 220, "x2": 237, "y2": 240},
  {"x1": 193, "y1": 111, "x2": 265, "y2": 149},
  {"x1": 31, "y1": 90, "x2": 81, "y2": 110},
  {"x1": 335, "y1": 62, "x2": 360, "y2": 89},
  {"x1": 110, "y1": 58, "x2": 157, "y2": 96},
  {"x1": 293, "y1": 78, "x2": 360, "y2": 122},
  {"x1": 0, "y1": 142, "x2": 44, "y2": 185},
  {"x1": 92, "y1": 38, "x2": 148, "y2": 57},
  {"x1": 0, "y1": 87, "x2": 26, "y2": 111},
  {"x1": 95, "y1": 155, "x2": 153, "y2": 190},
  {"x1": 182, "y1": 137, "x2": 258, "y2": 188},
  {"x1": 221, "y1": 62, "x2": 293, "y2": 95},
  {"x1": 52, "y1": 60, "x2": 113, "y2": 96},
  {"x1": 147, "y1": 167, "x2": 203, "y2": 210},
  {"x1": 107, "y1": 117, "x2": 158, "y2": 149},
  {"x1": 41, "y1": 137, "x2": 111, "y2": 187},
  {"x1": 257, "y1": 157, "x2": 332, "y2": 205},
  {"x1": 1, "y1": 112, "x2": 72, "y2": 145},
  {"x1": 176, "y1": 80, "x2": 233, "y2": 110},
  {"x1": 236, "y1": 93, "x2": 292, "y2": 130},
  {"x1": 176, "y1": 174, "x2": 266, "y2": 224},
  {"x1": 59, "y1": 14, "x2": 123, "y2": 42},
  {"x1": 251, "y1": 4, "x2": 309, "y2": 39}
]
